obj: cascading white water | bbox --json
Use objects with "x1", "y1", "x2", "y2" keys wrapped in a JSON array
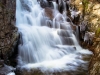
[{"x1": 16, "y1": 0, "x2": 92, "y2": 73}]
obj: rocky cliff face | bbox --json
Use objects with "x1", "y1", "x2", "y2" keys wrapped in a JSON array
[
  {"x1": 70, "y1": 0, "x2": 100, "y2": 75},
  {"x1": 89, "y1": 42, "x2": 100, "y2": 75},
  {"x1": 0, "y1": 0, "x2": 18, "y2": 63}
]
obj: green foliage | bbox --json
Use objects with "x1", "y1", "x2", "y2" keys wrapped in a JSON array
[
  {"x1": 95, "y1": 27, "x2": 100, "y2": 37},
  {"x1": 82, "y1": 0, "x2": 89, "y2": 9}
]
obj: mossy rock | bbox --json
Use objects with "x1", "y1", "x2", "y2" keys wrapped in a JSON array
[{"x1": 95, "y1": 27, "x2": 100, "y2": 37}]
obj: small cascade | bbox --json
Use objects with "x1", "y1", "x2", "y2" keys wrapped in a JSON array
[
  {"x1": 16, "y1": 0, "x2": 92, "y2": 74},
  {"x1": 52, "y1": 2, "x2": 58, "y2": 10}
]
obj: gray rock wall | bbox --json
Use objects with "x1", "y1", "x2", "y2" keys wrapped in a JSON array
[{"x1": 0, "y1": 0, "x2": 18, "y2": 62}]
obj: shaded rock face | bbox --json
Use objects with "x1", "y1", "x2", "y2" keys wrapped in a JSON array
[
  {"x1": 0, "y1": 0, "x2": 18, "y2": 64},
  {"x1": 39, "y1": 0, "x2": 54, "y2": 8},
  {"x1": 0, "y1": 65, "x2": 15, "y2": 75}
]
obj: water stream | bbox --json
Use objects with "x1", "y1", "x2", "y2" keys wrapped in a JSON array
[{"x1": 16, "y1": 0, "x2": 92, "y2": 74}]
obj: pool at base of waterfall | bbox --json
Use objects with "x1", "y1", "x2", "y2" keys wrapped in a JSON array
[{"x1": 15, "y1": 49, "x2": 92, "y2": 75}]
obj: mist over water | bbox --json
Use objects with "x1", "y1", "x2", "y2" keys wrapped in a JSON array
[{"x1": 16, "y1": 0, "x2": 92, "y2": 73}]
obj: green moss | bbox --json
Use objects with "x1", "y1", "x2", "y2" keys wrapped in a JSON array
[
  {"x1": 95, "y1": 27, "x2": 100, "y2": 37},
  {"x1": 82, "y1": 0, "x2": 89, "y2": 19},
  {"x1": 82, "y1": 0, "x2": 89, "y2": 10}
]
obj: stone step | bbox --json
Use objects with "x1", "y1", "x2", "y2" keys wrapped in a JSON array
[
  {"x1": 54, "y1": 45, "x2": 76, "y2": 53},
  {"x1": 76, "y1": 50, "x2": 93, "y2": 61},
  {"x1": 60, "y1": 36, "x2": 74, "y2": 45},
  {"x1": 57, "y1": 29, "x2": 73, "y2": 37},
  {"x1": 60, "y1": 22, "x2": 72, "y2": 30}
]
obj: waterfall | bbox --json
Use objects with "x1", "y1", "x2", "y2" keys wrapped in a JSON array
[{"x1": 16, "y1": 0, "x2": 92, "y2": 73}]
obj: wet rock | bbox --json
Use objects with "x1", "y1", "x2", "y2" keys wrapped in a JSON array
[
  {"x1": 66, "y1": 18, "x2": 71, "y2": 22},
  {"x1": 79, "y1": 21, "x2": 88, "y2": 41},
  {"x1": 0, "y1": 65, "x2": 15, "y2": 75},
  {"x1": 20, "y1": 0, "x2": 32, "y2": 12},
  {"x1": 60, "y1": 36, "x2": 74, "y2": 45},
  {"x1": 47, "y1": 0, "x2": 55, "y2": 1},
  {"x1": 0, "y1": 60, "x2": 4, "y2": 67},
  {"x1": 72, "y1": 14, "x2": 80, "y2": 25},
  {"x1": 44, "y1": 7, "x2": 54, "y2": 19},
  {"x1": 40, "y1": 0, "x2": 53, "y2": 8},
  {"x1": 58, "y1": 0, "x2": 64, "y2": 13},
  {"x1": 57, "y1": 29, "x2": 72, "y2": 37}
]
